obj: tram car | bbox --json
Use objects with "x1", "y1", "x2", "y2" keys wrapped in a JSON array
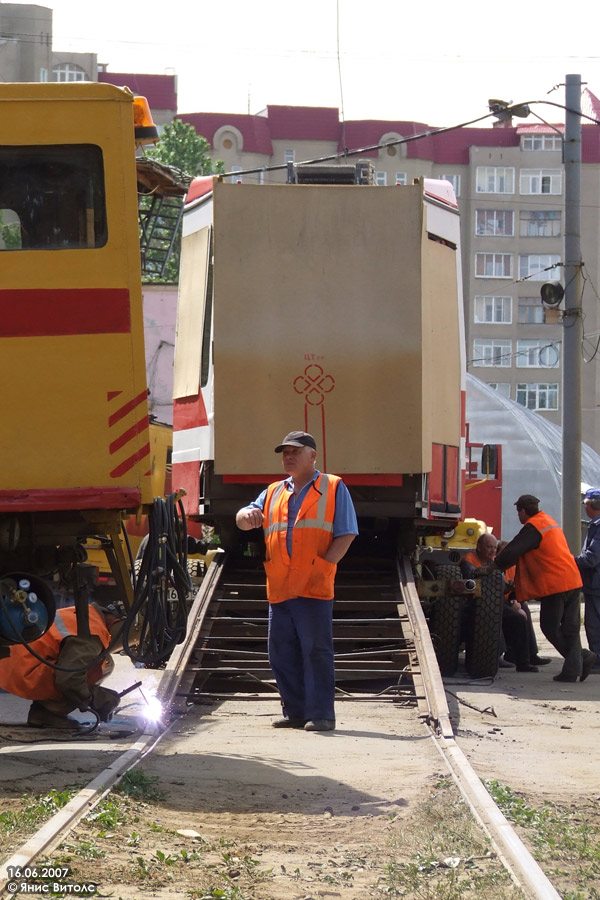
[{"x1": 173, "y1": 170, "x2": 465, "y2": 551}]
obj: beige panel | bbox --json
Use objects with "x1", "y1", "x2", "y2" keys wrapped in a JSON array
[
  {"x1": 213, "y1": 181, "x2": 435, "y2": 475},
  {"x1": 173, "y1": 226, "x2": 210, "y2": 399},
  {"x1": 421, "y1": 226, "x2": 461, "y2": 462}
]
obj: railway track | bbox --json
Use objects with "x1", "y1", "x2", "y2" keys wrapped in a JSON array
[{"x1": 0, "y1": 550, "x2": 560, "y2": 900}]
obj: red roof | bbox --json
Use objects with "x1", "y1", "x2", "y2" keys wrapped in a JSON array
[
  {"x1": 179, "y1": 112, "x2": 273, "y2": 155},
  {"x1": 98, "y1": 72, "x2": 177, "y2": 111},
  {"x1": 179, "y1": 104, "x2": 600, "y2": 165},
  {"x1": 582, "y1": 88, "x2": 600, "y2": 121},
  {"x1": 264, "y1": 105, "x2": 340, "y2": 140}
]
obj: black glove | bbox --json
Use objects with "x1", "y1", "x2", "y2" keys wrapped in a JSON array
[{"x1": 89, "y1": 685, "x2": 120, "y2": 722}]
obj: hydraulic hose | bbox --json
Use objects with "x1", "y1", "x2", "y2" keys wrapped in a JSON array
[{"x1": 121, "y1": 493, "x2": 192, "y2": 667}]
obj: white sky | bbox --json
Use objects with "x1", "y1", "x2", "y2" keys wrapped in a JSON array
[{"x1": 19, "y1": 0, "x2": 600, "y2": 127}]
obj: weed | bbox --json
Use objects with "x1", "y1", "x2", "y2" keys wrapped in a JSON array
[
  {"x1": 0, "y1": 788, "x2": 76, "y2": 836},
  {"x1": 114, "y1": 767, "x2": 164, "y2": 801},
  {"x1": 86, "y1": 797, "x2": 126, "y2": 832},
  {"x1": 485, "y1": 780, "x2": 600, "y2": 896}
]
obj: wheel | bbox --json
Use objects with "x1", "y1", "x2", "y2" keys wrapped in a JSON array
[
  {"x1": 429, "y1": 565, "x2": 463, "y2": 677},
  {"x1": 464, "y1": 570, "x2": 504, "y2": 678}
]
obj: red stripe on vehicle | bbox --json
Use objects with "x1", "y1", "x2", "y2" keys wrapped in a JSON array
[
  {"x1": 110, "y1": 442, "x2": 151, "y2": 478},
  {"x1": 0, "y1": 486, "x2": 141, "y2": 512},
  {"x1": 0, "y1": 289, "x2": 131, "y2": 337},
  {"x1": 108, "y1": 390, "x2": 148, "y2": 426},
  {"x1": 109, "y1": 416, "x2": 149, "y2": 455}
]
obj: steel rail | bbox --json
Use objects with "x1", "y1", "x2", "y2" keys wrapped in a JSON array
[
  {"x1": 398, "y1": 554, "x2": 560, "y2": 900},
  {"x1": 1, "y1": 550, "x2": 561, "y2": 900},
  {"x1": 0, "y1": 551, "x2": 227, "y2": 897}
]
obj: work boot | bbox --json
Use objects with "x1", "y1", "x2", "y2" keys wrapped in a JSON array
[
  {"x1": 580, "y1": 651, "x2": 598, "y2": 682},
  {"x1": 304, "y1": 719, "x2": 336, "y2": 732},
  {"x1": 27, "y1": 701, "x2": 78, "y2": 730},
  {"x1": 271, "y1": 717, "x2": 306, "y2": 729}
]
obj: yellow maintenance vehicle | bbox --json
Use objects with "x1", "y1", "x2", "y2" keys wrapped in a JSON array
[{"x1": 0, "y1": 83, "x2": 189, "y2": 662}]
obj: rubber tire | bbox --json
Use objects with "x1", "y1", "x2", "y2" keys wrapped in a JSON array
[
  {"x1": 430, "y1": 565, "x2": 463, "y2": 677},
  {"x1": 465, "y1": 570, "x2": 504, "y2": 678}
]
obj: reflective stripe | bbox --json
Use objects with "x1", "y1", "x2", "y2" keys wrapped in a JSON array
[
  {"x1": 53, "y1": 610, "x2": 73, "y2": 639},
  {"x1": 264, "y1": 521, "x2": 287, "y2": 537},
  {"x1": 539, "y1": 524, "x2": 559, "y2": 534},
  {"x1": 294, "y1": 518, "x2": 334, "y2": 532}
]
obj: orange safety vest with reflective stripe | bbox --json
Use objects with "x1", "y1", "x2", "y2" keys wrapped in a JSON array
[
  {"x1": 263, "y1": 473, "x2": 340, "y2": 603},
  {"x1": 0, "y1": 605, "x2": 110, "y2": 701},
  {"x1": 515, "y1": 510, "x2": 582, "y2": 603}
]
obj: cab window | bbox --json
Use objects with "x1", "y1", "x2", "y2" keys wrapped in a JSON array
[{"x1": 0, "y1": 144, "x2": 107, "y2": 250}]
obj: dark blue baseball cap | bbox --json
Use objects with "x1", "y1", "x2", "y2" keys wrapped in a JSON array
[
  {"x1": 584, "y1": 488, "x2": 600, "y2": 501},
  {"x1": 274, "y1": 431, "x2": 317, "y2": 453}
]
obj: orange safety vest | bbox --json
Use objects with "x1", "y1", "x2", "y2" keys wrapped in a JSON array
[
  {"x1": 263, "y1": 473, "x2": 340, "y2": 603},
  {"x1": 515, "y1": 510, "x2": 583, "y2": 603},
  {"x1": 0, "y1": 605, "x2": 110, "y2": 701},
  {"x1": 463, "y1": 550, "x2": 483, "y2": 569}
]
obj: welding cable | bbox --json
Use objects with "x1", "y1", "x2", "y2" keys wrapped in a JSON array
[{"x1": 121, "y1": 493, "x2": 192, "y2": 666}]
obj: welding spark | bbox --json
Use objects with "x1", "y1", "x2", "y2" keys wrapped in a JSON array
[{"x1": 142, "y1": 692, "x2": 164, "y2": 724}]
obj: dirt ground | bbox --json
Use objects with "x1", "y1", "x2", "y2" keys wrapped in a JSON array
[{"x1": 1, "y1": 604, "x2": 599, "y2": 899}]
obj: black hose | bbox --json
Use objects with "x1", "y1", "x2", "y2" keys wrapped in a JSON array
[{"x1": 121, "y1": 493, "x2": 192, "y2": 666}]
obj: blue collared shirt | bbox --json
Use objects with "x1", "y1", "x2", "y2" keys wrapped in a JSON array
[{"x1": 249, "y1": 470, "x2": 358, "y2": 556}]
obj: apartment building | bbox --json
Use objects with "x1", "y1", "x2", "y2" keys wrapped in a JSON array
[
  {"x1": 0, "y1": 3, "x2": 176, "y2": 121},
  {"x1": 181, "y1": 97, "x2": 600, "y2": 453},
  {"x1": 0, "y1": 2, "x2": 96, "y2": 82}
]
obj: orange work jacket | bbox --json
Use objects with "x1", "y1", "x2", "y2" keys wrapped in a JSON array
[
  {"x1": 263, "y1": 473, "x2": 340, "y2": 603},
  {"x1": 0, "y1": 605, "x2": 110, "y2": 701},
  {"x1": 515, "y1": 511, "x2": 583, "y2": 603}
]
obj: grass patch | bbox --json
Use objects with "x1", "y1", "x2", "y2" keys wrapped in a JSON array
[
  {"x1": 114, "y1": 767, "x2": 164, "y2": 802},
  {"x1": 379, "y1": 776, "x2": 523, "y2": 898},
  {"x1": 485, "y1": 780, "x2": 600, "y2": 898},
  {"x1": 0, "y1": 787, "x2": 77, "y2": 837}
]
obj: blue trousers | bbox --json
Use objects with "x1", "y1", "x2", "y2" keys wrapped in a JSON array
[
  {"x1": 268, "y1": 597, "x2": 335, "y2": 721},
  {"x1": 583, "y1": 592, "x2": 600, "y2": 658}
]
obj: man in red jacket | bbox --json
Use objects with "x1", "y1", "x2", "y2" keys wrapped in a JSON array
[{"x1": 484, "y1": 495, "x2": 596, "y2": 683}]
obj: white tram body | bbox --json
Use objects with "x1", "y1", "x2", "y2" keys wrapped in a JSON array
[{"x1": 172, "y1": 174, "x2": 465, "y2": 547}]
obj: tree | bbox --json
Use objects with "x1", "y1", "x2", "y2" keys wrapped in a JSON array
[{"x1": 141, "y1": 119, "x2": 224, "y2": 282}]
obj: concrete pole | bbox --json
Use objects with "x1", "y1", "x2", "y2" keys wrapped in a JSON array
[{"x1": 562, "y1": 74, "x2": 583, "y2": 551}]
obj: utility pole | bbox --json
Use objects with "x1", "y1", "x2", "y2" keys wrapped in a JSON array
[{"x1": 562, "y1": 74, "x2": 583, "y2": 551}]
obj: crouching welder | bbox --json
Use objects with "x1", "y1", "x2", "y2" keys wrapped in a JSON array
[{"x1": 0, "y1": 603, "x2": 123, "y2": 728}]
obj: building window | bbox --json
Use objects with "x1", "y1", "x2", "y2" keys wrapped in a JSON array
[
  {"x1": 519, "y1": 209, "x2": 561, "y2": 237},
  {"x1": 521, "y1": 135, "x2": 562, "y2": 151},
  {"x1": 284, "y1": 149, "x2": 295, "y2": 164},
  {"x1": 516, "y1": 382, "x2": 559, "y2": 410},
  {"x1": 472, "y1": 339, "x2": 512, "y2": 367},
  {"x1": 395, "y1": 172, "x2": 407, "y2": 185},
  {"x1": 475, "y1": 209, "x2": 514, "y2": 236},
  {"x1": 39, "y1": 68, "x2": 48, "y2": 82},
  {"x1": 518, "y1": 297, "x2": 547, "y2": 324},
  {"x1": 516, "y1": 340, "x2": 560, "y2": 368},
  {"x1": 520, "y1": 169, "x2": 562, "y2": 194},
  {"x1": 441, "y1": 174, "x2": 460, "y2": 196},
  {"x1": 488, "y1": 383, "x2": 511, "y2": 398},
  {"x1": 230, "y1": 165, "x2": 243, "y2": 183},
  {"x1": 474, "y1": 295, "x2": 512, "y2": 324},
  {"x1": 375, "y1": 171, "x2": 387, "y2": 186},
  {"x1": 519, "y1": 253, "x2": 561, "y2": 281},
  {"x1": 476, "y1": 166, "x2": 514, "y2": 194},
  {"x1": 52, "y1": 63, "x2": 89, "y2": 82},
  {"x1": 475, "y1": 252, "x2": 512, "y2": 278}
]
